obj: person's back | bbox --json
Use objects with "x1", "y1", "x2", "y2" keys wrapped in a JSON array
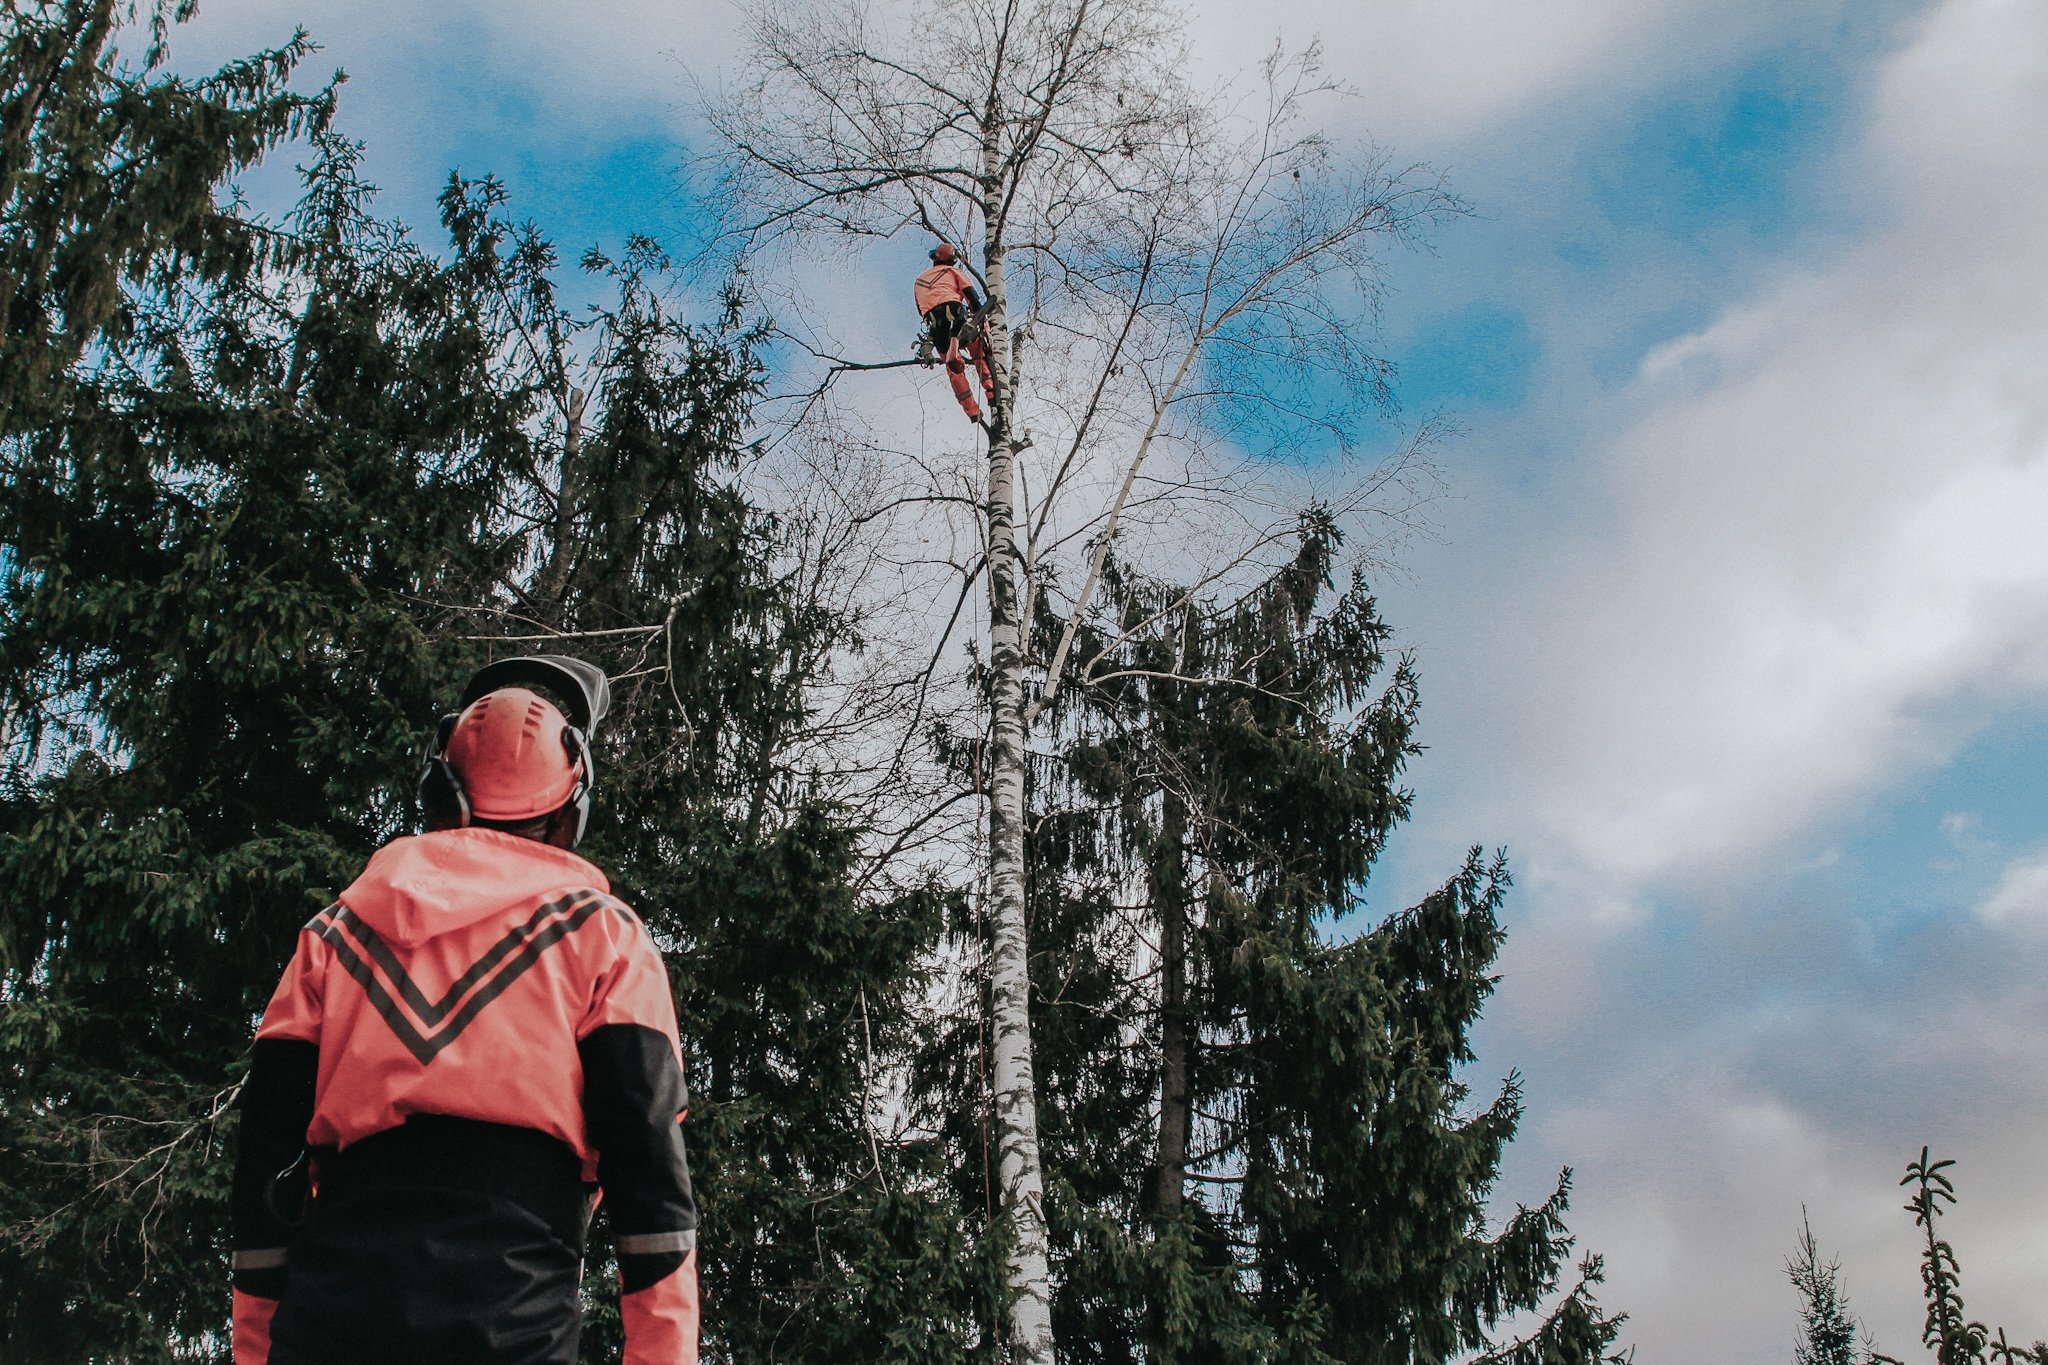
[
  {"x1": 229, "y1": 660, "x2": 698, "y2": 1365},
  {"x1": 913, "y1": 259, "x2": 974, "y2": 316}
]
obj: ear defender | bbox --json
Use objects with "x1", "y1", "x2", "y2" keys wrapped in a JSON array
[
  {"x1": 553, "y1": 723, "x2": 595, "y2": 849},
  {"x1": 416, "y1": 713, "x2": 471, "y2": 831},
  {"x1": 417, "y1": 657, "x2": 609, "y2": 844}
]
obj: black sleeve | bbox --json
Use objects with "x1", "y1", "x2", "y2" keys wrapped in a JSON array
[
  {"x1": 579, "y1": 1023, "x2": 697, "y2": 1293},
  {"x1": 230, "y1": 1037, "x2": 319, "y2": 1299}
]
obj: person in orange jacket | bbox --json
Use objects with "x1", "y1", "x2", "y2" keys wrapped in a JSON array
[
  {"x1": 229, "y1": 656, "x2": 699, "y2": 1365},
  {"x1": 914, "y1": 241, "x2": 997, "y2": 423}
]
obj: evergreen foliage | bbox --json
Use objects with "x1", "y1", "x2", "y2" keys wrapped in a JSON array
[
  {"x1": 1, "y1": 0, "x2": 335, "y2": 431},
  {"x1": 1900, "y1": 1150, "x2": 1988, "y2": 1365},
  {"x1": 1789, "y1": 1212, "x2": 1863, "y2": 1365},
  {"x1": 1792, "y1": 1154, "x2": 2047, "y2": 1365},
  {"x1": 1879, "y1": 1150, "x2": 2045, "y2": 1365},
  {"x1": 2, "y1": 8, "x2": 510, "y2": 1352},
  {"x1": 0, "y1": 6, "x2": 988, "y2": 1359},
  {"x1": 920, "y1": 519, "x2": 1626, "y2": 1362}
]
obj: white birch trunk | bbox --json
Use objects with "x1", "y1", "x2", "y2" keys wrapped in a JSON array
[{"x1": 980, "y1": 179, "x2": 1057, "y2": 1363}]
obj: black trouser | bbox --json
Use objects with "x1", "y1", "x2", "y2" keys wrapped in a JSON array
[
  {"x1": 268, "y1": 1116, "x2": 592, "y2": 1365},
  {"x1": 925, "y1": 299, "x2": 968, "y2": 350}
]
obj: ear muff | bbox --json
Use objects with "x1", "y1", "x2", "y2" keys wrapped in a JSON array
[
  {"x1": 551, "y1": 722, "x2": 595, "y2": 849},
  {"x1": 417, "y1": 713, "x2": 471, "y2": 831},
  {"x1": 417, "y1": 656, "x2": 607, "y2": 844}
]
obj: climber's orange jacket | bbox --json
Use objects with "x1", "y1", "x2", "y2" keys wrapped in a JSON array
[
  {"x1": 230, "y1": 827, "x2": 698, "y2": 1365},
  {"x1": 913, "y1": 261, "x2": 979, "y2": 317}
]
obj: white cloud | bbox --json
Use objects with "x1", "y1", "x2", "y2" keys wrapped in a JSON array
[
  {"x1": 1186, "y1": 0, "x2": 1841, "y2": 146},
  {"x1": 166, "y1": 0, "x2": 1854, "y2": 170},
  {"x1": 1403, "y1": 7, "x2": 2048, "y2": 1355},
  {"x1": 1480, "y1": 884, "x2": 2048, "y2": 1364},
  {"x1": 1978, "y1": 847, "x2": 2048, "y2": 926},
  {"x1": 1428, "y1": 0, "x2": 2048, "y2": 894}
]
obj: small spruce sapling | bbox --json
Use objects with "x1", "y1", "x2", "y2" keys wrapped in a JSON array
[
  {"x1": 1788, "y1": 1209, "x2": 1866, "y2": 1365},
  {"x1": 1857, "y1": 1149, "x2": 2047, "y2": 1365},
  {"x1": 1897, "y1": 1149, "x2": 1987, "y2": 1365}
]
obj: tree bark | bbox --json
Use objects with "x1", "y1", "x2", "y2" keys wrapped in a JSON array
[
  {"x1": 532, "y1": 385, "x2": 585, "y2": 614},
  {"x1": 1150, "y1": 783, "x2": 1189, "y2": 1220},
  {"x1": 981, "y1": 175, "x2": 1056, "y2": 1363}
]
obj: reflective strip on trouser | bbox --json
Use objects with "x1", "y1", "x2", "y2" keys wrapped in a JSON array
[
  {"x1": 617, "y1": 1230, "x2": 695, "y2": 1256},
  {"x1": 234, "y1": 1248, "x2": 290, "y2": 1271}
]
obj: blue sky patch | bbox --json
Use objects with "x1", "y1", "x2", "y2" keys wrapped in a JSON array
[
  {"x1": 1827, "y1": 707, "x2": 2048, "y2": 928},
  {"x1": 1594, "y1": 54, "x2": 1839, "y2": 245},
  {"x1": 1390, "y1": 301, "x2": 1539, "y2": 415}
]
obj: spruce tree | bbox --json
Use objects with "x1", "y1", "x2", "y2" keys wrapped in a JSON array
[
  {"x1": 0, "y1": 163, "x2": 527, "y2": 1339},
  {"x1": 925, "y1": 518, "x2": 1628, "y2": 1362},
  {"x1": 1831, "y1": 1150, "x2": 2046, "y2": 1365},
  {"x1": 1790, "y1": 1212, "x2": 1862, "y2": 1365},
  {"x1": 1, "y1": 8, "x2": 994, "y2": 1359},
  {"x1": 0, "y1": 0, "x2": 335, "y2": 430},
  {"x1": 1, "y1": 11, "x2": 518, "y2": 1352}
]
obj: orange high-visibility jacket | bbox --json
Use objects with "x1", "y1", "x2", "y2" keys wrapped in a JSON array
[
  {"x1": 230, "y1": 827, "x2": 698, "y2": 1365},
  {"x1": 913, "y1": 262, "x2": 979, "y2": 316}
]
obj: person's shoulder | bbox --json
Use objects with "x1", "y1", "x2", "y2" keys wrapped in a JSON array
[
  {"x1": 574, "y1": 890, "x2": 661, "y2": 972},
  {"x1": 560, "y1": 879, "x2": 645, "y2": 940},
  {"x1": 488, "y1": 830, "x2": 613, "y2": 897},
  {"x1": 573, "y1": 879, "x2": 638, "y2": 919}
]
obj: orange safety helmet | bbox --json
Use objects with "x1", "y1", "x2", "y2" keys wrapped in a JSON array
[
  {"x1": 929, "y1": 241, "x2": 958, "y2": 264},
  {"x1": 444, "y1": 689, "x2": 582, "y2": 819},
  {"x1": 417, "y1": 656, "x2": 610, "y2": 846}
]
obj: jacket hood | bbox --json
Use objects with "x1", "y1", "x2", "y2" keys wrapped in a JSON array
[{"x1": 338, "y1": 827, "x2": 610, "y2": 947}]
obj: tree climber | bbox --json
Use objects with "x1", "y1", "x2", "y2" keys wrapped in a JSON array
[
  {"x1": 914, "y1": 241, "x2": 997, "y2": 423},
  {"x1": 229, "y1": 656, "x2": 699, "y2": 1365}
]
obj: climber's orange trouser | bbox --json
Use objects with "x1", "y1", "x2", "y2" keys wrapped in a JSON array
[{"x1": 924, "y1": 300, "x2": 996, "y2": 421}]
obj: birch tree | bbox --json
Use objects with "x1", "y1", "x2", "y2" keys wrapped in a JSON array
[{"x1": 699, "y1": 2, "x2": 1457, "y2": 1356}]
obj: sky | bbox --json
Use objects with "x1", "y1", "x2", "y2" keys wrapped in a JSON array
[{"x1": 164, "y1": 0, "x2": 2048, "y2": 1358}]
